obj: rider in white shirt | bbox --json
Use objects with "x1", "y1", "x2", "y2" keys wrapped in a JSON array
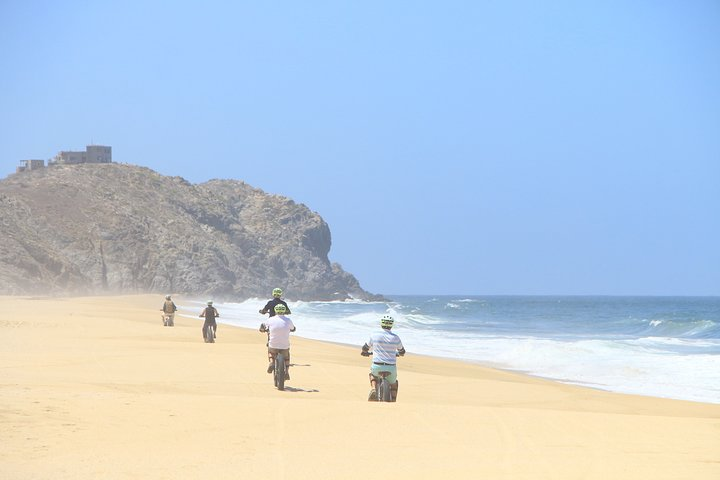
[
  {"x1": 361, "y1": 315, "x2": 405, "y2": 401},
  {"x1": 259, "y1": 304, "x2": 295, "y2": 380}
]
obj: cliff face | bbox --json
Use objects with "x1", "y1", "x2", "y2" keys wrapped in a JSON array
[{"x1": 0, "y1": 163, "x2": 378, "y2": 300}]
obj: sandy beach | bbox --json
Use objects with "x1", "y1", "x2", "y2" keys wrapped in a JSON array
[{"x1": 2, "y1": 295, "x2": 718, "y2": 479}]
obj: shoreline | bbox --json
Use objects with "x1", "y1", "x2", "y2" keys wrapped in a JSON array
[
  {"x1": 204, "y1": 314, "x2": 716, "y2": 406},
  {"x1": 181, "y1": 298, "x2": 720, "y2": 406},
  {"x1": 2, "y1": 294, "x2": 719, "y2": 479}
]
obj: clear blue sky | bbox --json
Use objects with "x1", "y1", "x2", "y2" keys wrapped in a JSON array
[{"x1": 1, "y1": 1, "x2": 718, "y2": 296}]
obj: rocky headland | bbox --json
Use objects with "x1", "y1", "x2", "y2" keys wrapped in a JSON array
[{"x1": 0, "y1": 163, "x2": 380, "y2": 300}]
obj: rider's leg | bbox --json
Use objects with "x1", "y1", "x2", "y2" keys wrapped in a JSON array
[
  {"x1": 368, "y1": 373, "x2": 377, "y2": 389},
  {"x1": 284, "y1": 349, "x2": 291, "y2": 380},
  {"x1": 367, "y1": 373, "x2": 378, "y2": 401},
  {"x1": 267, "y1": 349, "x2": 276, "y2": 373}
]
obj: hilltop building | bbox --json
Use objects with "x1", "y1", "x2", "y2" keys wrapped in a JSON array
[
  {"x1": 50, "y1": 145, "x2": 112, "y2": 165},
  {"x1": 16, "y1": 159, "x2": 46, "y2": 173},
  {"x1": 16, "y1": 145, "x2": 112, "y2": 172}
]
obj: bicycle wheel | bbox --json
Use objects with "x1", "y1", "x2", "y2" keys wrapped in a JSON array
[
  {"x1": 204, "y1": 325, "x2": 214, "y2": 343},
  {"x1": 275, "y1": 353, "x2": 286, "y2": 391},
  {"x1": 378, "y1": 378, "x2": 391, "y2": 402}
]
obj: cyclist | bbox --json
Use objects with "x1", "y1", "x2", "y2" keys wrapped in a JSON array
[
  {"x1": 199, "y1": 301, "x2": 219, "y2": 341},
  {"x1": 259, "y1": 288, "x2": 291, "y2": 360},
  {"x1": 259, "y1": 288, "x2": 291, "y2": 317},
  {"x1": 161, "y1": 294, "x2": 177, "y2": 325},
  {"x1": 361, "y1": 315, "x2": 405, "y2": 401},
  {"x1": 259, "y1": 304, "x2": 295, "y2": 380}
]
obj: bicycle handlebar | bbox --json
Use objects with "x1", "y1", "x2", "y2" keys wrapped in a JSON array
[{"x1": 361, "y1": 351, "x2": 404, "y2": 357}]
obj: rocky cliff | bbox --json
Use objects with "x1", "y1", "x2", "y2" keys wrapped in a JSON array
[{"x1": 0, "y1": 163, "x2": 379, "y2": 300}]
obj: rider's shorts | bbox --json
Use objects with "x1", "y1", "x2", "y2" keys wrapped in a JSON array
[
  {"x1": 268, "y1": 347, "x2": 290, "y2": 363},
  {"x1": 370, "y1": 363, "x2": 397, "y2": 384}
]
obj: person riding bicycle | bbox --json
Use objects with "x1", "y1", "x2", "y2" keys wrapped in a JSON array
[
  {"x1": 199, "y1": 301, "x2": 219, "y2": 341},
  {"x1": 259, "y1": 304, "x2": 295, "y2": 380},
  {"x1": 161, "y1": 295, "x2": 177, "y2": 324},
  {"x1": 259, "y1": 288, "x2": 291, "y2": 317},
  {"x1": 259, "y1": 288, "x2": 291, "y2": 357},
  {"x1": 361, "y1": 315, "x2": 405, "y2": 401}
]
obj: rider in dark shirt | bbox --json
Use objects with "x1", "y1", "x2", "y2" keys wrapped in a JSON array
[
  {"x1": 259, "y1": 288, "x2": 291, "y2": 317},
  {"x1": 200, "y1": 301, "x2": 219, "y2": 340}
]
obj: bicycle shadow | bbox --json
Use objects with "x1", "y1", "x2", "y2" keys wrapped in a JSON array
[
  {"x1": 283, "y1": 364, "x2": 318, "y2": 393},
  {"x1": 282, "y1": 386, "x2": 319, "y2": 393}
]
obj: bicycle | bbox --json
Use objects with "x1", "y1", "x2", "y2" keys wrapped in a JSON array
[
  {"x1": 273, "y1": 352, "x2": 287, "y2": 391},
  {"x1": 375, "y1": 370, "x2": 393, "y2": 402},
  {"x1": 259, "y1": 318, "x2": 294, "y2": 391},
  {"x1": 363, "y1": 352, "x2": 399, "y2": 402},
  {"x1": 203, "y1": 323, "x2": 216, "y2": 343}
]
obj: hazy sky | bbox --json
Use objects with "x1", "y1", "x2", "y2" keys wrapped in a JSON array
[{"x1": 1, "y1": 1, "x2": 718, "y2": 296}]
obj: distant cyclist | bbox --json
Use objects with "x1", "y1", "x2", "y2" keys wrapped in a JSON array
[
  {"x1": 161, "y1": 295, "x2": 177, "y2": 325},
  {"x1": 259, "y1": 304, "x2": 296, "y2": 380},
  {"x1": 361, "y1": 315, "x2": 405, "y2": 401},
  {"x1": 199, "y1": 301, "x2": 219, "y2": 341},
  {"x1": 259, "y1": 288, "x2": 291, "y2": 317}
]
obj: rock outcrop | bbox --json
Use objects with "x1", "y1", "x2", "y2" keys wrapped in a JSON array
[{"x1": 0, "y1": 163, "x2": 380, "y2": 300}]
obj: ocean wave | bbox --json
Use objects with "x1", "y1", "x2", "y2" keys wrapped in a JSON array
[
  {"x1": 645, "y1": 318, "x2": 719, "y2": 339},
  {"x1": 403, "y1": 314, "x2": 448, "y2": 327},
  {"x1": 443, "y1": 300, "x2": 488, "y2": 310},
  {"x1": 293, "y1": 298, "x2": 388, "y2": 306}
]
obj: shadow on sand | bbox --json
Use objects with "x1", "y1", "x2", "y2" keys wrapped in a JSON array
[
  {"x1": 280, "y1": 364, "x2": 318, "y2": 392},
  {"x1": 281, "y1": 386, "x2": 319, "y2": 393}
]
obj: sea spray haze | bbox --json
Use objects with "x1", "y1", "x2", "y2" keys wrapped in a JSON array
[{"x1": 192, "y1": 295, "x2": 720, "y2": 404}]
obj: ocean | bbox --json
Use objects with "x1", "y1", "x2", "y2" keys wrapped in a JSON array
[{"x1": 180, "y1": 295, "x2": 720, "y2": 404}]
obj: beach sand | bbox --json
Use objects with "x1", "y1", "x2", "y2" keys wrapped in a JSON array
[{"x1": 2, "y1": 295, "x2": 718, "y2": 479}]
